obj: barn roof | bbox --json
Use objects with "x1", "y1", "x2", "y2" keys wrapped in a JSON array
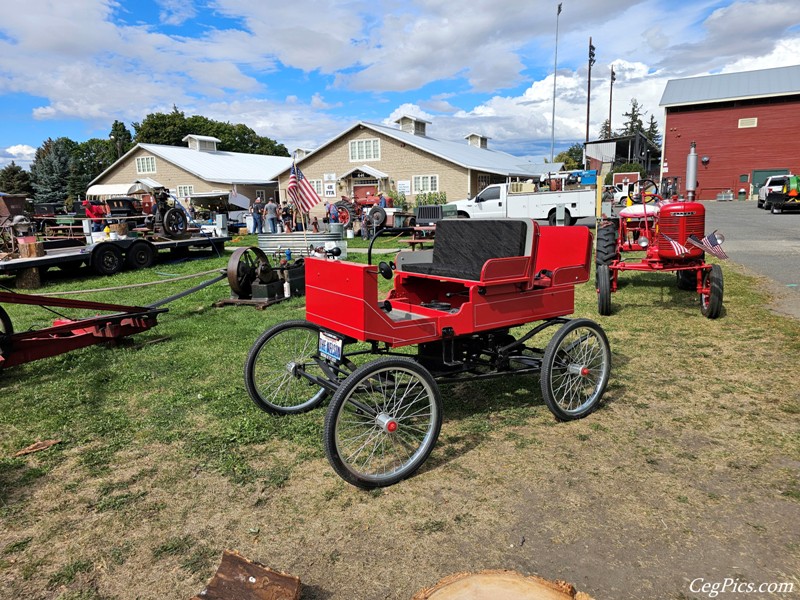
[{"x1": 660, "y1": 65, "x2": 800, "y2": 108}]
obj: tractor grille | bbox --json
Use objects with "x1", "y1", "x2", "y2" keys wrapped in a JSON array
[{"x1": 658, "y1": 212, "x2": 705, "y2": 257}]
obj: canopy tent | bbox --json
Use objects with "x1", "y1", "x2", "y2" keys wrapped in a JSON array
[{"x1": 85, "y1": 184, "x2": 131, "y2": 199}]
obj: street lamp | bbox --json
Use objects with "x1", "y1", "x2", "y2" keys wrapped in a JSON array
[
  {"x1": 586, "y1": 37, "x2": 596, "y2": 144},
  {"x1": 550, "y1": 2, "x2": 562, "y2": 163},
  {"x1": 608, "y1": 65, "x2": 616, "y2": 136},
  {"x1": 109, "y1": 134, "x2": 122, "y2": 159}
]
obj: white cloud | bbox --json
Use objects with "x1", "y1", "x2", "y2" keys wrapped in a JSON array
[
  {"x1": 157, "y1": 0, "x2": 198, "y2": 26},
  {"x1": 0, "y1": 144, "x2": 36, "y2": 170}
]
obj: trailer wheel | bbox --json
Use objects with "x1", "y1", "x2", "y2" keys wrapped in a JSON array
[
  {"x1": 541, "y1": 319, "x2": 611, "y2": 421},
  {"x1": 324, "y1": 357, "x2": 442, "y2": 489},
  {"x1": 125, "y1": 241, "x2": 155, "y2": 270},
  {"x1": 244, "y1": 320, "x2": 329, "y2": 415},
  {"x1": 700, "y1": 264, "x2": 723, "y2": 319},
  {"x1": 676, "y1": 270, "x2": 696, "y2": 291},
  {"x1": 596, "y1": 265, "x2": 612, "y2": 316},
  {"x1": 595, "y1": 221, "x2": 619, "y2": 266},
  {"x1": 92, "y1": 244, "x2": 124, "y2": 276}
]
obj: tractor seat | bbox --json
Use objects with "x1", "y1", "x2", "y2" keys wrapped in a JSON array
[{"x1": 618, "y1": 204, "x2": 660, "y2": 218}]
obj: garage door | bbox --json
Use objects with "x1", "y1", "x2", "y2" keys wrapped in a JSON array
[{"x1": 753, "y1": 168, "x2": 790, "y2": 191}]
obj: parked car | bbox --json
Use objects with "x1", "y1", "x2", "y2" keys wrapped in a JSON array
[{"x1": 758, "y1": 175, "x2": 790, "y2": 209}]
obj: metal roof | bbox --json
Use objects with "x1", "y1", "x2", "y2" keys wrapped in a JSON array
[
  {"x1": 339, "y1": 164, "x2": 389, "y2": 179},
  {"x1": 299, "y1": 121, "x2": 557, "y2": 177},
  {"x1": 660, "y1": 65, "x2": 800, "y2": 107}
]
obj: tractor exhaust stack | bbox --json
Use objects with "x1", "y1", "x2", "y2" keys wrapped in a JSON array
[{"x1": 686, "y1": 142, "x2": 698, "y2": 202}]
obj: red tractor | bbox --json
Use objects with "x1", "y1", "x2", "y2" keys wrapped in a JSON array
[{"x1": 595, "y1": 175, "x2": 725, "y2": 319}]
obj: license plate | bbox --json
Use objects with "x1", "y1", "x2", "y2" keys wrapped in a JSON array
[{"x1": 319, "y1": 331, "x2": 343, "y2": 361}]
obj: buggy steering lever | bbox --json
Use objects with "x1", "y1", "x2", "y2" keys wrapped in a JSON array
[{"x1": 367, "y1": 227, "x2": 415, "y2": 265}]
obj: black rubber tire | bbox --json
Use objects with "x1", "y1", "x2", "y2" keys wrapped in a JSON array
[
  {"x1": 334, "y1": 201, "x2": 357, "y2": 227},
  {"x1": 676, "y1": 270, "x2": 696, "y2": 291},
  {"x1": 596, "y1": 265, "x2": 612, "y2": 316},
  {"x1": 323, "y1": 357, "x2": 442, "y2": 489},
  {"x1": 541, "y1": 319, "x2": 611, "y2": 421},
  {"x1": 700, "y1": 264, "x2": 723, "y2": 319},
  {"x1": 244, "y1": 320, "x2": 329, "y2": 415},
  {"x1": 771, "y1": 204, "x2": 782, "y2": 214},
  {"x1": 125, "y1": 241, "x2": 155, "y2": 270},
  {"x1": 91, "y1": 244, "x2": 124, "y2": 276},
  {"x1": 369, "y1": 206, "x2": 387, "y2": 227},
  {"x1": 595, "y1": 221, "x2": 619, "y2": 266},
  {"x1": 548, "y1": 208, "x2": 572, "y2": 226},
  {"x1": 163, "y1": 208, "x2": 188, "y2": 236}
]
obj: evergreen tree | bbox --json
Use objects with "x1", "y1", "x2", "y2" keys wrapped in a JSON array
[
  {"x1": 644, "y1": 114, "x2": 662, "y2": 146},
  {"x1": 0, "y1": 161, "x2": 33, "y2": 195},
  {"x1": 618, "y1": 98, "x2": 646, "y2": 137},
  {"x1": 30, "y1": 137, "x2": 76, "y2": 204},
  {"x1": 108, "y1": 120, "x2": 133, "y2": 158},
  {"x1": 598, "y1": 118, "x2": 613, "y2": 140}
]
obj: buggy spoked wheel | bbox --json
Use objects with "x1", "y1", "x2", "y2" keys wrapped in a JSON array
[
  {"x1": 541, "y1": 319, "x2": 611, "y2": 421},
  {"x1": 244, "y1": 320, "x2": 329, "y2": 415},
  {"x1": 324, "y1": 357, "x2": 442, "y2": 489},
  {"x1": 700, "y1": 264, "x2": 723, "y2": 319}
]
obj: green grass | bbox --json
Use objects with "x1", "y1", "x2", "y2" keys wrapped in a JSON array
[{"x1": 1, "y1": 241, "x2": 800, "y2": 598}]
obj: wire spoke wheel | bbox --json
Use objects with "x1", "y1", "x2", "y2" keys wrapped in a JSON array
[
  {"x1": 244, "y1": 320, "x2": 329, "y2": 415},
  {"x1": 541, "y1": 319, "x2": 611, "y2": 421},
  {"x1": 324, "y1": 357, "x2": 442, "y2": 489}
]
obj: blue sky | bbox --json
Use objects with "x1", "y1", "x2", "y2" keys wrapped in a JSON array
[{"x1": 1, "y1": 0, "x2": 798, "y2": 170}]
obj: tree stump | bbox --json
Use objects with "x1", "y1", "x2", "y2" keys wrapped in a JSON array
[
  {"x1": 412, "y1": 570, "x2": 595, "y2": 600},
  {"x1": 16, "y1": 267, "x2": 42, "y2": 289},
  {"x1": 190, "y1": 550, "x2": 301, "y2": 600},
  {"x1": 19, "y1": 241, "x2": 44, "y2": 259}
]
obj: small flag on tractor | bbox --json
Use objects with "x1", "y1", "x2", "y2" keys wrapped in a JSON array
[
  {"x1": 687, "y1": 231, "x2": 729, "y2": 260},
  {"x1": 662, "y1": 233, "x2": 690, "y2": 256}
]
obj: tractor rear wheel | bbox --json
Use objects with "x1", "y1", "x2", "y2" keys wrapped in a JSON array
[
  {"x1": 335, "y1": 201, "x2": 357, "y2": 227},
  {"x1": 595, "y1": 221, "x2": 619, "y2": 266},
  {"x1": 596, "y1": 265, "x2": 612, "y2": 316},
  {"x1": 700, "y1": 264, "x2": 723, "y2": 319},
  {"x1": 676, "y1": 270, "x2": 696, "y2": 291},
  {"x1": 541, "y1": 319, "x2": 611, "y2": 421}
]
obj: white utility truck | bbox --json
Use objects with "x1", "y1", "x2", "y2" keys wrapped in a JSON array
[{"x1": 449, "y1": 182, "x2": 596, "y2": 225}]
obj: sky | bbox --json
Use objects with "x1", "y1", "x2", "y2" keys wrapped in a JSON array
[{"x1": 1, "y1": 0, "x2": 799, "y2": 171}]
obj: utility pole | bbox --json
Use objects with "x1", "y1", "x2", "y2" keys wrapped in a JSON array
[
  {"x1": 608, "y1": 65, "x2": 616, "y2": 137},
  {"x1": 586, "y1": 37, "x2": 596, "y2": 143},
  {"x1": 550, "y1": 2, "x2": 562, "y2": 163}
]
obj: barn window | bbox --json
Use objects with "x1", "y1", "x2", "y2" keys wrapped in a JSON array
[{"x1": 738, "y1": 118, "x2": 758, "y2": 128}]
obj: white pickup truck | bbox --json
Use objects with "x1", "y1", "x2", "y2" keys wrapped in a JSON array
[{"x1": 449, "y1": 183, "x2": 596, "y2": 225}]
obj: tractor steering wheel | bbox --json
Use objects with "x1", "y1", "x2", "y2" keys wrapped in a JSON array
[{"x1": 628, "y1": 179, "x2": 663, "y2": 205}]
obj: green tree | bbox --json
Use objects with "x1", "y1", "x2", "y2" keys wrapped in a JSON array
[
  {"x1": 618, "y1": 98, "x2": 646, "y2": 137},
  {"x1": 554, "y1": 142, "x2": 584, "y2": 170},
  {"x1": 603, "y1": 162, "x2": 646, "y2": 185},
  {"x1": 68, "y1": 138, "x2": 115, "y2": 201},
  {"x1": 0, "y1": 161, "x2": 33, "y2": 195},
  {"x1": 644, "y1": 114, "x2": 661, "y2": 146},
  {"x1": 597, "y1": 118, "x2": 613, "y2": 140},
  {"x1": 132, "y1": 105, "x2": 189, "y2": 146},
  {"x1": 108, "y1": 120, "x2": 133, "y2": 158},
  {"x1": 30, "y1": 137, "x2": 76, "y2": 204}
]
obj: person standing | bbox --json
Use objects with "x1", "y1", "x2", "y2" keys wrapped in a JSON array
[
  {"x1": 328, "y1": 200, "x2": 339, "y2": 225},
  {"x1": 250, "y1": 198, "x2": 264, "y2": 234},
  {"x1": 377, "y1": 191, "x2": 387, "y2": 208},
  {"x1": 265, "y1": 197, "x2": 279, "y2": 233}
]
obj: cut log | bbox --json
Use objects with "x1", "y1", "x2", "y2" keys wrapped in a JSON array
[
  {"x1": 110, "y1": 223, "x2": 129, "y2": 236},
  {"x1": 412, "y1": 570, "x2": 595, "y2": 600},
  {"x1": 190, "y1": 550, "x2": 300, "y2": 600},
  {"x1": 16, "y1": 267, "x2": 42, "y2": 289},
  {"x1": 19, "y1": 241, "x2": 44, "y2": 258}
]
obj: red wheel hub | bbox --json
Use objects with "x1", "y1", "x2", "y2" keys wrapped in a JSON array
[{"x1": 386, "y1": 420, "x2": 398, "y2": 432}]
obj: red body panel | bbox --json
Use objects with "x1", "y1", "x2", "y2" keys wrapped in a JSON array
[{"x1": 305, "y1": 222, "x2": 593, "y2": 347}]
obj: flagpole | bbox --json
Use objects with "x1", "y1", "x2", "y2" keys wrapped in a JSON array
[{"x1": 550, "y1": 2, "x2": 562, "y2": 163}]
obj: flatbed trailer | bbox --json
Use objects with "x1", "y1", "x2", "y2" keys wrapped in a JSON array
[{"x1": 0, "y1": 233, "x2": 230, "y2": 280}]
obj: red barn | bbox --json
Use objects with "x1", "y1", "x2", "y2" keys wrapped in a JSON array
[{"x1": 660, "y1": 65, "x2": 800, "y2": 200}]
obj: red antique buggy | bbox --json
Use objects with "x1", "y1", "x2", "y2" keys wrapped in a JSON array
[{"x1": 244, "y1": 219, "x2": 611, "y2": 488}]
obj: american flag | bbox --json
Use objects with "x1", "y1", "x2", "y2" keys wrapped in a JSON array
[
  {"x1": 287, "y1": 162, "x2": 322, "y2": 213},
  {"x1": 661, "y1": 233, "x2": 690, "y2": 256},
  {"x1": 687, "y1": 231, "x2": 729, "y2": 260}
]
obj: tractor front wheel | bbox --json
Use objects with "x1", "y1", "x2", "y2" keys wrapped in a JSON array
[
  {"x1": 541, "y1": 319, "x2": 611, "y2": 421},
  {"x1": 596, "y1": 265, "x2": 612, "y2": 316},
  {"x1": 700, "y1": 264, "x2": 723, "y2": 319}
]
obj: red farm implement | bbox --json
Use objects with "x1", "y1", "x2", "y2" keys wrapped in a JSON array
[{"x1": 243, "y1": 219, "x2": 612, "y2": 489}]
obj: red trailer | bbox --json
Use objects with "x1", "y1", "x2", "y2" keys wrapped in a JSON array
[{"x1": 244, "y1": 219, "x2": 612, "y2": 489}]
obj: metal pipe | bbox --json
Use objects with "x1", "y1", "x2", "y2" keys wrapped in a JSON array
[{"x1": 686, "y1": 142, "x2": 698, "y2": 202}]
